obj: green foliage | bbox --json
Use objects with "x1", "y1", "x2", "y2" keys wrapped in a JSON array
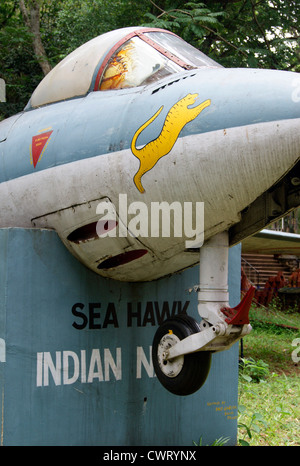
[
  {"x1": 0, "y1": 1, "x2": 43, "y2": 117},
  {"x1": 238, "y1": 404, "x2": 269, "y2": 446},
  {"x1": 251, "y1": 319, "x2": 298, "y2": 335},
  {"x1": 0, "y1": 0, "x2": 150, "y2": 116},
  {"x1": 143, "y1": 1, "x2": 225, "y2": 50},
  {"x1": 239, "y1": 357, "x2": 270, "y2": 383},
  {"x1": 193, "y1": 435, "x2": 230, "y2": 446},
  {"x1": 237, "y1": 307, "x2": 300, "y2": 445},
  {"x1": 49, "y1": 0, "x2": 145, "y2": 59},
  {"x1": 1, "y1": 0, "x2": 300, "y2": 119},
  {"x1": 149, "y1": 1, "x2": 300, "y2": 70},
  {"x1": 238, "y1": 372, "x2": 299, "y2": 446}
]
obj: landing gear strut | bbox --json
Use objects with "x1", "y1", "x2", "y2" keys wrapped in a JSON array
[{"x1": 152, "y1": 232, "x2": 254, "y2": 396}]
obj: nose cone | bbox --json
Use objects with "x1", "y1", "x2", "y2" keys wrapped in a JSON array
[
  {"x1": 218, "y1": 67, "x2": 300, "y2": 187},
  {"x1": 175, "y1": 67, "x2": 300, "y2": 244},
  {"x1": 229, "y1": 67, "x2": 300, "y2": 126},
  {"x1": 192, "y1": 67, "x2": 300, "y2": 135},
  {"x1": 197, "y1": 66, "x2": 300, "y2": 180}
]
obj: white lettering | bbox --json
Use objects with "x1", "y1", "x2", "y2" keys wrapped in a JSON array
[
  {"x1": 184, "y1": 201, "x2": 204, "y2": 248},
  {"x1": 136, "y1": 346, "x2": 154, "y2": 379},
  {"x1": 63, "y1": 350, "x2": 79, "y2": 385},
  {"x1": 0, "y1": 338, "x2": 5, "y2": 363},
  {"x1": 292, "y1": 338, "x2": 300, "y2": 363},
  {"x1": 104, "y1": 348, "x2": 122, "y2": 381},
  {"x1": 96, "y1": 200, "x2": 117, "y2": 237},
  {"x1": 81, "y1": 350, "x2": 86, "y2": 383},
  {"x1": 147, "y1": 451, "x2": 196, "y2": 461},
  {"x1": 128, "y1": 201, "x2": 148, "y2": 237},
  {"x1": 43, "y1": 351, "x2": 61, "y2": 386},
  {"x1": 37, "y1": 348, "x2": 122, "y2": 387},
  {"x1": 150, "y1": 201, "x2": 182, "y2": 238},
  {"x1": 292, "y1": 78, "x2": 300, "y2": 103},
  {"x1": 118, "y1": 193, "x2": 128, "y2": 237},
  {"x1": 95, "y1": 195, "x2": 205, "y2": 247},
  {"x1": 36, "y1": 352, "x2": 43, "y2": 386},
  {"x1": 103, "y1": 451, "x2": 138, "y2": 463},
  {"x1": 0, "y1": 78, "x2": 5, "y2": 103},
  {"x1": 87, "y1": 349, "x2": 104, "y2": 382}
]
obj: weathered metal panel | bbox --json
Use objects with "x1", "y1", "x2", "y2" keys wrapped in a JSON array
[{"x1": 0, "y1": 228, "x2": 241, "y2": 446}]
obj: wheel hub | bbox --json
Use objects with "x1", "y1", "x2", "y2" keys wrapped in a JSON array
[{"x1": 157, "y1": 332, "x2": 184, "y2": 377}]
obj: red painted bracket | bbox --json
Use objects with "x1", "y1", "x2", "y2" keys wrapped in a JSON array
[{"x1": 221, "y1": 286, "x2": 255, "y2": 325}]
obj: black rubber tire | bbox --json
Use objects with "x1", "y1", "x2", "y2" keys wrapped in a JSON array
[{"x1": 152, "y1": 314, "x2": 212, "y2": 396}]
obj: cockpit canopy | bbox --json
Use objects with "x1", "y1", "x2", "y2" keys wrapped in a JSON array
[{"x1": 28, "y1": 27, "x2": 221, "y2": 109}]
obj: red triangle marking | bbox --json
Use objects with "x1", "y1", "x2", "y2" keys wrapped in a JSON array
[{"x1": 31, "y1": 130, "x2": 53, "y2": 168}]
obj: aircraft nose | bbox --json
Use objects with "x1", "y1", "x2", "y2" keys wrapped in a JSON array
[
  {"x1": 208, "y1": 67, "x2": 300, "y2": 130},
  {"x1": 232, "y1": 68, "x2": 300, "y2": 170},
  {"x1": 199, "y1": 67, "x2": 300, "y2": 178},
  {"x1": 186, "y1": 67, "x2": 300, "y2": 243},
  {"x1": 253, "y1": 68, "x2": 300, "y2": 120}
]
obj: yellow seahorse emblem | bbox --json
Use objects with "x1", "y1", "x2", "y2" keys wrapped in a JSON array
[{"x1": 131, "y1": 93, "x2": 211, "y2": 193}]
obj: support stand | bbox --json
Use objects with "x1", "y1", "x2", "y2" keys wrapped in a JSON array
[{"x1": 1, "y1": 228, "x2": 242, "y2": 445}]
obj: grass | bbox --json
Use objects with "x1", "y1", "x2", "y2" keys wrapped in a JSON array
[{"x1": 237, "y1": 300, "x2": 300, "y2": 446}]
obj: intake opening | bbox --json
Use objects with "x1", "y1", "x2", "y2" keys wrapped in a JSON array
[
  {"x1": 67, "y1": 220, "x2": 118, "y2": 243},
  {"x1": 97, "y1": 249, "x2": 148, "y2": 269}
]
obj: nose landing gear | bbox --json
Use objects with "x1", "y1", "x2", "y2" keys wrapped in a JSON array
[
  {"x1": 152, "y1": 314, "x2": 212, "y2": 396},
  {"x1": 152, "y1": 232, "x2": 254, "y2": 396}
]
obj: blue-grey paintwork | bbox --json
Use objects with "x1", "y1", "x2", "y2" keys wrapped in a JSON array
[{"x1": 0, "y1": 67, "x2": 299, "y2": 183}]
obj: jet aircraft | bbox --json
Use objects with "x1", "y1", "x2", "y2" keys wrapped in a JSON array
[{"x1": 0, "y1": 27, "x2": 299, "y2": 395}]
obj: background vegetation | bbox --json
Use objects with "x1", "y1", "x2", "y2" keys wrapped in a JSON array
[
  {"x1": 237, "y1": 302, "x2": 299, "y2": 446},
  {"x1": 1, "y1": 0, "x2": 300, "y2": 119}
]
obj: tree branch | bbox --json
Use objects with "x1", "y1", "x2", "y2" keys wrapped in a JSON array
[
  {"x1": 149, "y1": 0, "x2": 247, "y2": 57},
  {"x1": 19, "y1": 0, "x2": 51, "y2": 75}
]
